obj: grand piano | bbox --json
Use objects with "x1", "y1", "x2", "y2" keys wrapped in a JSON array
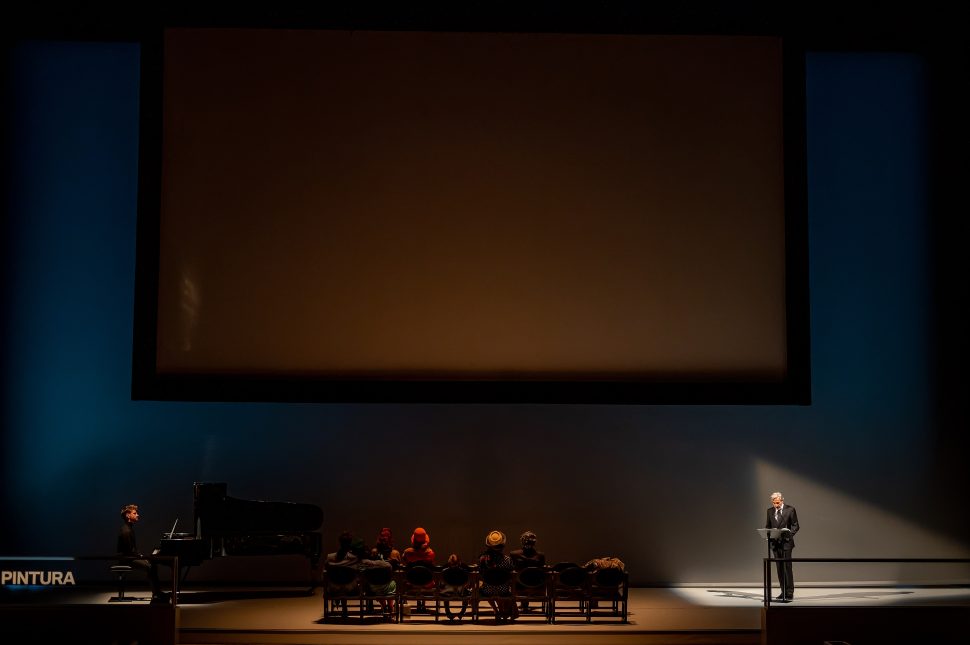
[{"x1": 155, "y1": 482, "x2": 323, "y2": 582}]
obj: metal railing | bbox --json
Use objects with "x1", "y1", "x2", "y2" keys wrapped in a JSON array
[{"x1": 762, "y1": 557, "x2": 970, "y2": 607}]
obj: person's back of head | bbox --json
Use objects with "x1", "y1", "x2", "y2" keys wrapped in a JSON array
[
  {"x1": 411, "y1": 527, "x2": 430, "y2": 550},
  {"x1": 350, "y1": 537, "x2": 367, "y2": 559},
  {"x1": 377, "y1": 527, "x2": 393, "y2": 546},
  {"x1": 333, "y1": 530, "x2": 354, "y2": 560},
  {"x1": 485, "y1": 530, "x2": 506, "y2": 551}
]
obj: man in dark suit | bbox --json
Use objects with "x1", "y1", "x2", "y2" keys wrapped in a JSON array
[
  {"x1": 117, "y1": 503, "x2": 165, "y2": 602},
  {"x1": 766, "y1": 492, "x2": 799, "y2": 602}
]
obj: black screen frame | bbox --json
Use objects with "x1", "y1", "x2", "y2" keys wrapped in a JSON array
[{"x1": 132, "y1": 8, "x2": 810, "y2": 405}]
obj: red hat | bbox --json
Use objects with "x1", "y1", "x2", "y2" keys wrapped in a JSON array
[{"x1": 411, "y1": 527, "x2": 430, "y2": 547}]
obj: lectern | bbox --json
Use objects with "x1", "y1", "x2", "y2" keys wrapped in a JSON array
[{"x1": 756, "y1": 528, "x2": 790, "y2": 604}]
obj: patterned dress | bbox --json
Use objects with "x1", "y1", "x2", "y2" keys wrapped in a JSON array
[{"x1": 479, "y1": 552, "x2": 514, "y2": 596}]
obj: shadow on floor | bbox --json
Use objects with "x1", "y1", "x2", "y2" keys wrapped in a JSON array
[{"x1": 177, "y1": 588, "x2": 315, "y2": 604}]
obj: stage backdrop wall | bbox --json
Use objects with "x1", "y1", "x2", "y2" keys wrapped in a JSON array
[{"x1": 3, "y1": 41, "x2": 968, "y2": 585}]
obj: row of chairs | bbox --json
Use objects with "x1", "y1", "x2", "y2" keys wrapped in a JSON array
[{"x1": 322, "y1": 562, "x2": 629, "y2": 624}]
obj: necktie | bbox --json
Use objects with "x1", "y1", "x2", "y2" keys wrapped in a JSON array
[{"x1": 774, "y1": 509, "x2": 780, "y2": 523}]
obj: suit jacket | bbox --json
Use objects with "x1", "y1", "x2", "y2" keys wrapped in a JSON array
[
  {"x1": 766, "y1": 505, "x2": 799, "y2": 548},
  {"x1": 117, "y1": 521, "x2": 139, "y2": 559}
]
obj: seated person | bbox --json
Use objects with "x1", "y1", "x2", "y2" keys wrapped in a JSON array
[
  {"x1": 373, "y1": 527, "x2": 394, "y2": 561},
  {"x1": 359, "y1": 544, "x2": 396, "y2": 616},
  {"x1": 325, "y1": 531, "x2": 360, "y2": 612},
  {"x1": 440, "y1": 553, "x2": 473, "y2": 620},
  {"x1": 584, "y1": 556, "x2": 626, "y2": 572},
  {"x1": 439, "y1": 553, "x2": 472, "y2": 595},
  {"x1": 479, "y1": 530, "x2": 517, "y2": 621},
  {"x1": 401, "y1": 528, "x2": 435, "y2": 613},
  {"x1": 325, "y1": 531, "x2": 360, "y2": 568},
  {"x1": 116, "y1": 504, "x2": 164, "y2": 602},
  {"x1": 584, "y1": 555, "x2": 626, "y2": 608},
  {"x1": 511, "y1": 531, "x2": 546, "y2": 569},
  {"x1": 510, "y1": 530, "x2": 546, "y2": 612},
  {"x1": 402, "y1": 527, "x2": 435, "y2": 566}
]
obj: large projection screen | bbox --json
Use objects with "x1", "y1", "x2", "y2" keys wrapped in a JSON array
[{"x1": 133, "y1": 27, "x2": 809, "y2": 403}]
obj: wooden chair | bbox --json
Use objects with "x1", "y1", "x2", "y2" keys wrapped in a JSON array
[
  {"x1": 359, "y1": 564, "x2": 398, "y2": 622},
  {"x1": 438, "y1": 566, "x2": 475, "y2": 621},
  {"x1": 548, "y1": 563, "x2": 591, "y2": 623},
  {"x1": 474, "y1": 566, "x2": 515, "y2": 623},
  {"x1": 588, "y1": 566, "x2": 629, "y2": 622},
  {"x1": 513, "y1": 566, "x2": 551, "y2": 621},
  {"x1": 398, "y1": 564, "x2": 438, "y2": 622},
  {"x1": 321, "y1": 565, "x2": 362, "y2": 622}
]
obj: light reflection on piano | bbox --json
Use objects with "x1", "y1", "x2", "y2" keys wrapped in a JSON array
[{"x1": 155, "y1": 482, "x2": 323, "y2": 586}]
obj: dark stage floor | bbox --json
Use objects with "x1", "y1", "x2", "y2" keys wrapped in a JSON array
[
  {"x1": 32, "y1": 583, "x2": 970, "y2": 644},
  {"x1": 5, "y1": 583, "x2": 969, "y2": 645}
]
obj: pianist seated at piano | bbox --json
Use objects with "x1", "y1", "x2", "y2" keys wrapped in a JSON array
[{"x1": 117, "y1": 503, "x2": 166, "y2": 602}]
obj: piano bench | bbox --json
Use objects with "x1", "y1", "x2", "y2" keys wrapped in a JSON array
[{"x1": 108, "y1": 564, "x2": 135, "y2": 602}]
